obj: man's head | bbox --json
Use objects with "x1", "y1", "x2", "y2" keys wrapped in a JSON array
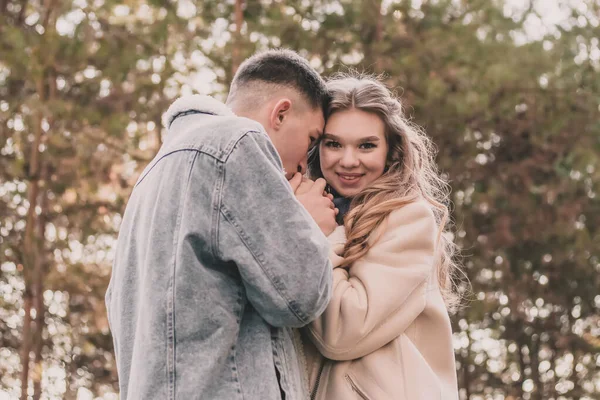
[{"x1": 226, "y1": 49, "x2": 328, "y2": 178}]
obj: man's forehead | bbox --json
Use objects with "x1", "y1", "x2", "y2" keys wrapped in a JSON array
[
  {"x1": 306, "y1": 109, "x2": 325, "y2": 132},
  {"x1": 313, "y1": 122, "x2": 325, "y2": 138}
]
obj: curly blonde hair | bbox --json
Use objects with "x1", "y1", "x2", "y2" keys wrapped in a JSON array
[{"x1": 308, "y1": 73, "x2": 462, "y2": 312}]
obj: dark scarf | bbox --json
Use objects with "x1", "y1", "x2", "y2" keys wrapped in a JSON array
[{"x1": 330, "y1": 186, "x2": 352, "y2": 226}]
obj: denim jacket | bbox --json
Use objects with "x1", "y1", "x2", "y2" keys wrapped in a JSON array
[{"x1": 105, "y1": 95, "x2": 332, "y2": 400}]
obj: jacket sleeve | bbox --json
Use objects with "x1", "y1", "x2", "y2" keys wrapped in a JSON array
[
  {"x1": 305, "y1": 201, "x2": 437, "y2": 360},
  {"x1": 218, "y1": 130, "x2": 333, "y2": 328}
]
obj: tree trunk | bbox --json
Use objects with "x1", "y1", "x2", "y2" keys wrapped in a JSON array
[
  {"x1": 20, "y1": 59, "x2": 46, "y2": 400},
  {"x1": 31, "y1": 306, "x2": 44, "y2": 400},
  {"x1": 549, "y1": 340, "x2": 557, "y2": 398},
  {"x1": 516, "y1": 334, "x2": 527, "y2": 396},
  {"x1": 20, "y1": 111, "x2": 43, "y2": 400},
  {"x1": 63, "y1": 314, "x2": 77, "y2": 400},
  {"x1": 231, "y1": 0, "x2": 244, "y2": 77},
  {"x1": 31, "y1": 274, "x2": 45, "y2": 400},
  {"x1": 374, "y1": 0, "x2": 383, "y2": 59},
  {"x1": 462, "y1": 328, "x2": 472, "y2": 399},
  {"x1": 17, "y1": 0, "x2": 28, "y2": 24},
  {"x1": 32, "y1": 162, "x2": 49, "y2": 400},
  {"x1": 570, "y1": 345, "x2": 583, "y2": 398},
  {"x1": 20, "y1": 292, "x2": 33, "y2": 400},
  {"x1": 530, "y1": 333, "x2": 542, "y2": 400},
  {"x1": 29, "y1": 28, "x2": 56, "y2": 394},
  {"x1": 361, "y1": 0, "x2": 384, "y2": 72}
]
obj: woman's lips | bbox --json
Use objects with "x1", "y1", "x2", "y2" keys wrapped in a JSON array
[{"x1": 337, "y1": 173, "x2": 364, "y2": 185}]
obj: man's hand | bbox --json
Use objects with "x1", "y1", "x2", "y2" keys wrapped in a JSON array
[
  {"x1": 290, "y1": 174, "x2": 335, "y2": 200},
  {"x1": 289, "y1": 173, "x2": 338, "y2": 236}
]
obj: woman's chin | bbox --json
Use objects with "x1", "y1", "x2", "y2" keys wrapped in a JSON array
[{"x1": 332, "y1": 185, "x2": 361, "y2": 198}]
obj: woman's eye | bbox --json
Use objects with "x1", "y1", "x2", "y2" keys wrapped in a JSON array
[
  {"x1": 360, "y1": 143, "x2": 377, "y2": 149},
  {"x1": 324, "y1": 141, "x2": 341, "y2": 148}
]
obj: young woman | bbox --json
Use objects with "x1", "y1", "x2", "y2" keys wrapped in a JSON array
[{"x1": 300, "y1": 74, "x2": 461, "y2": 400}]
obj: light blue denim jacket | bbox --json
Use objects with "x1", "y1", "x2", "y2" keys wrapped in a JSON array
[{"x1": 105, "y1": 95, "x2": 332, "y2": 400}]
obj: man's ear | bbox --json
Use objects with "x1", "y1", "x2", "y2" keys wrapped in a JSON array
[{"x1": 269, "y1": 98, "x2": 292, "y2": 131}]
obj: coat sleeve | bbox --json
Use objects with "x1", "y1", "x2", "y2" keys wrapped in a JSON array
[
  {"x1": 305, "y1": 201, "x2": 437, "y2": 360},
  {"x1": 218, "y1": 131, "x2": 333, "y2": 328}
]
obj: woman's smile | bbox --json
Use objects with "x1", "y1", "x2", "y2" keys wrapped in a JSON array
[{"x1": 336, "y1": 172, "x2": 365, "y2": 185}]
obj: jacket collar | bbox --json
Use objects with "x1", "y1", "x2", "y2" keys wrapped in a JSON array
[{"x1": 162, "y1": 95, "x2": 235, "y2": 129}]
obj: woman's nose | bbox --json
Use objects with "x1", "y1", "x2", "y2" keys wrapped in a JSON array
[{"x1": 339, "y1": 149, "x2": 359, "y2": 168}]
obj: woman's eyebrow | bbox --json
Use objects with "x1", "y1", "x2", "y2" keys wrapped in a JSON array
[
  {"x1": 359, "y1": 136, "x2": 381, "y2": 142},
  {"x1": 322, "y1": 133, "x2": 340, "y2": 140},
  {"x1": 322, "y1": 133, "x2": 380, "y2": 142}
]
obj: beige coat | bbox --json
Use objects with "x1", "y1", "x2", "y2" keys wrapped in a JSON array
[{"x1": 301, "y1": 200, "x2": 459, "y2": 400}]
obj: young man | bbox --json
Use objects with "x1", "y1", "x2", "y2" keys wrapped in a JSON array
[{"x1": 105, "y1": 49, "x2": 336, "y2": 400}]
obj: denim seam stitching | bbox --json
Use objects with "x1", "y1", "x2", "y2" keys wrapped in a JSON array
[
  {"x1": 220, "y1": 129, "x2": 263, "y2": 162},
  {"x1": 211, "y1": 160, "x2": 225, "y2": 259},
  {"x1": 275, "y1": 331, "x2": 292, "y2": 398},
  {"x1": 135, "y1": 148, "x2": 223, "y2": 188},
  {"x1": 232, "y1": 288, "x2": 246, "y2": 400},
  {"x1": 166, "y1": 150, "x2": 197, "y2": 399},
  {"x1": 219, "y1": 205, "x2": 307, "y2": 324}
]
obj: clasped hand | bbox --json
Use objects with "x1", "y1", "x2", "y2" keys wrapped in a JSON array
[{"x1": 289, "y1": 173, "x2": 338, "y2": 236}]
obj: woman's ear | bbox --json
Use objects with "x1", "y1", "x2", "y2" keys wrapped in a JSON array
[{"x1": 269, "y1": 98, "x2": 292, "y2": 131}]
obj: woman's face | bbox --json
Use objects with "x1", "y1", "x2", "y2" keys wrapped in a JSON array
[{"x1": 320, "y1": 108, "x2": 389, "y2": 197}]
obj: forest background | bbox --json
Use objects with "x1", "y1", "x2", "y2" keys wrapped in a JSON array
[{"x1": 1, "y1": 0, "x2": 600, "y2": 399}]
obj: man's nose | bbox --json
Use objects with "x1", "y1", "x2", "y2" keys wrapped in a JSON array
[{"x1": 297, "y1": 160, "x2": 307, "y2": 175}]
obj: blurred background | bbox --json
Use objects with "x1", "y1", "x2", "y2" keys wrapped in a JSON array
[{"x1": 1, "y1": 0, "x2": 599, "y2": 399}]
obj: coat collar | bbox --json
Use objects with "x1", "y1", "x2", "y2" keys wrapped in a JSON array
[{"x1": 162, "y1": 95, "x2": 235, "y2": 129}]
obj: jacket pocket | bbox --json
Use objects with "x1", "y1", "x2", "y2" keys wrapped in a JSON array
[{"x1": 345, "y1": 373, "x2": 371, "y2": 400}]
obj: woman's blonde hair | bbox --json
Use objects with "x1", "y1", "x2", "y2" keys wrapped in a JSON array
[{"x1": 308, "y1": 73, "x2": 463, "y2": 312}]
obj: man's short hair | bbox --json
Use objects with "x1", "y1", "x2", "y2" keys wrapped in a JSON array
[{"x1": 228, "y1": 49, "x2": 328, "y2": 111}]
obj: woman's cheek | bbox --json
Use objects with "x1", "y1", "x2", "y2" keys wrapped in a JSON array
[{"x1": 320, "y1": 148, "x2": 334, "y2": 170}]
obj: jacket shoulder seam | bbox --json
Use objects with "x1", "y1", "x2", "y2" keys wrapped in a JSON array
[{"x1": 220, "y1": 129, "x2": 265, "y2": 163}]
